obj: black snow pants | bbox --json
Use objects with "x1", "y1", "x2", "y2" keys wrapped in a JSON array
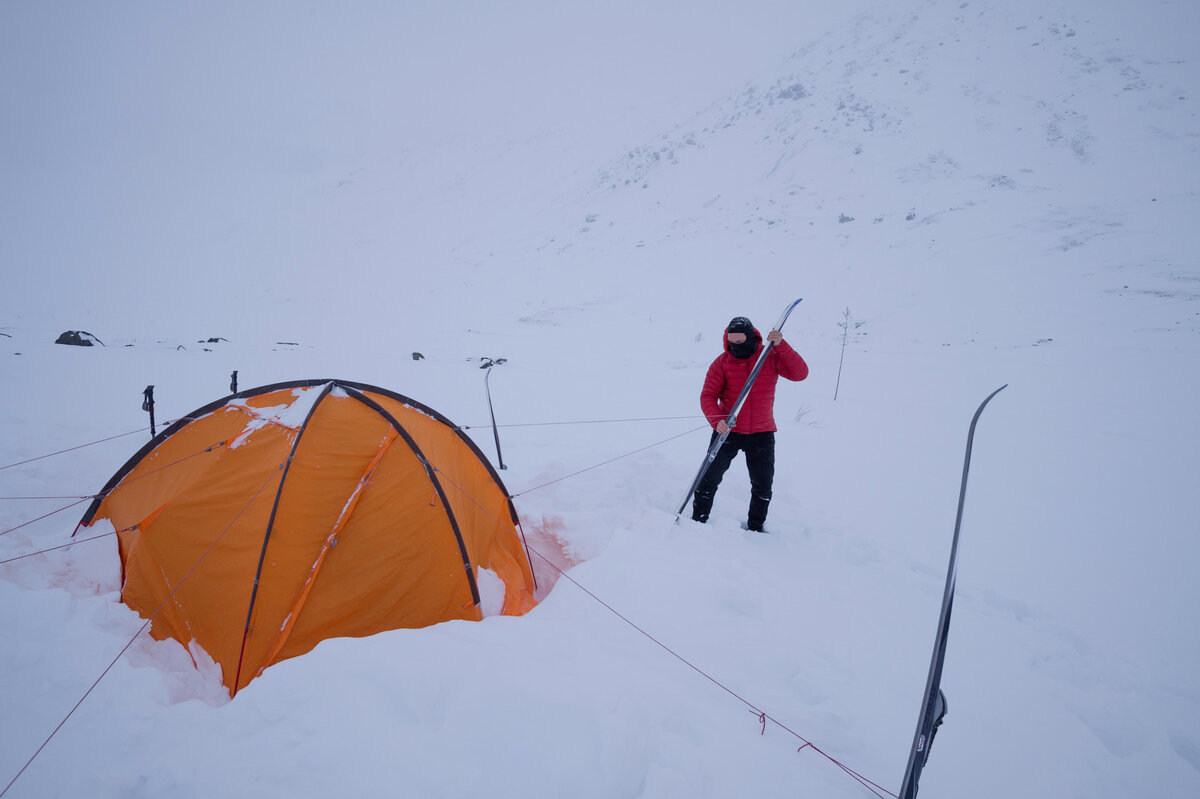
[{"x1": 690, "y1": 431, "x2": 775, "y2": 531}]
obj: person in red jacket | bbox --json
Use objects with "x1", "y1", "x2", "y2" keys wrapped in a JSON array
[{"x1": 692, "y1": 316, "x2": 809, "y2": 532}]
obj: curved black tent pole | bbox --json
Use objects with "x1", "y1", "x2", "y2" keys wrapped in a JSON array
[
  {"x1": 232, "y1": 381, "x2": 335, "y2": 694},
  {"x1": 230, "y1": 380, "x2": 502, "y2": 693},
  {"x1": 339, "y1": 384, "x2": 483, "y2": 608}
]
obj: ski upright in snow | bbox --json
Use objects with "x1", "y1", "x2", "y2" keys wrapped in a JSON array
[
  {"x1": 675, "y1": 297, "x2": 803, "y2": 521},
  {"x1": 898, "y1": 383, "x2": 1006, "y2": 799}
]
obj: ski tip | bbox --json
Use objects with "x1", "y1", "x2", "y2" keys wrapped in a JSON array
[
  {"x1": 969, "y1": 384, "x2": 1009, "y2": 427},
  {"x1": 774, "y1": 298, "x2": 804, "y2": 328}
]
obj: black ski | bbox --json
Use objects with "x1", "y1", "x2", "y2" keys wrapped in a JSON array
[
  {"x1": 898, "y1": 384, "x2": 1006, "y2": 799},
  {"x1": 675, "y1": 297, "x2": 803, "y2": 520}
]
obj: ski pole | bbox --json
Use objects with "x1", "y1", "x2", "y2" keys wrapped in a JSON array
[
  {"x1": 482, "y1": 359, "x2": 506, "y2": 470},
  {"x1": 142, "y1": 386, "x2": 156, "y2": 438},
  {"x1": 675, "y1": 298, "x2": 803, "y2": 520}
]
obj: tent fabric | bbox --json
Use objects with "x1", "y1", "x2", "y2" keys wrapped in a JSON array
[{"x1": 80, "y1": 379, "x2": 537, "y2": 695}]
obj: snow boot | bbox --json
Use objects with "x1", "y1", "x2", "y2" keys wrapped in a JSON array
[{"x1": 691, "y1": 490, "x2": 715, "y2": 523}]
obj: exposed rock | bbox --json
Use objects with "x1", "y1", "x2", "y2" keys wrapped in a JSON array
[{"x1": 55, "y1": 330, "x2": 104, "y2": 347}]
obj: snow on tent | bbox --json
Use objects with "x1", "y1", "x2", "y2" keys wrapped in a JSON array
[{"x1": 76, "y1": 379, "x2": 538, "y2": 696}]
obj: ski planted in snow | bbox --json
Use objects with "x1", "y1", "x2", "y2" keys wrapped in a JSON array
[
  {"x1": 675, "y1": 297, "x2": 803, "y2": 520},
  {"x1": 898, "y1": 383, "x2": 1006, "y2": 799}
]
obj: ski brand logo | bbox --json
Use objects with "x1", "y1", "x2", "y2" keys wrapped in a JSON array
[{"x1": 917, "y1": 734, "x2": 927, "y2": 753}]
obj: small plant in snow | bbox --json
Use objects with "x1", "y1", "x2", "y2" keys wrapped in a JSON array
[{"x1": 834, "y1": 308, "x2": 867, "y2": 401}]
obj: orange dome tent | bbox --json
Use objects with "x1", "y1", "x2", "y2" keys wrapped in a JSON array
[{"x1": 78, "y1": 379, "x2": 537, "y2": 695}]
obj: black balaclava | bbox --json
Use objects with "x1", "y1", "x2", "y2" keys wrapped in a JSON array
[{"x1": 726, "y1": 316, "x2": 757, "y2": 359}]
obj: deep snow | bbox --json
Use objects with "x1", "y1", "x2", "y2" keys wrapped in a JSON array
[{"x1": 3, "y1": 1, "x2": 1199, "y2": 797}]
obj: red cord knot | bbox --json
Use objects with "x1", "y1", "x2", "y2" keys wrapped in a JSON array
[
  {"x1": 750, "y1": 710, "x2": 767, "y2": 735},
  {"x1": 797, "y1": 742, "x2": 813, "y2": 753}
]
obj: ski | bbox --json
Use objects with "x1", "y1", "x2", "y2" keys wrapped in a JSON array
[
  {"x1": 898, "y1": 384, "x2": 1006, "y2": 799},
  {"x1": 675, "y1": 297, "x2": 803, "y2": 520}
]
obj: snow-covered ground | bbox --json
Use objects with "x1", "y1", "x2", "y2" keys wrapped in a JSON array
[{"x1": 3, "y1": 1, "x2": 1198, "y2": 796}]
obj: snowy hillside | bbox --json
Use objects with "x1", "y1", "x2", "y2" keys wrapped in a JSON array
[{"x1": 3, "y1": 1, "x2": 1199, "y2": 797}]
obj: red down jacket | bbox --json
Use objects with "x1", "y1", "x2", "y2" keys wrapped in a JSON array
[{"x1": 700, "y1": 326, "x2": 809, "y2": 434}]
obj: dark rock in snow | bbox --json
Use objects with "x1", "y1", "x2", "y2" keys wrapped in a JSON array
[{"x1": 55, "y1": 330, "x2": 104, "y2": 347}]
